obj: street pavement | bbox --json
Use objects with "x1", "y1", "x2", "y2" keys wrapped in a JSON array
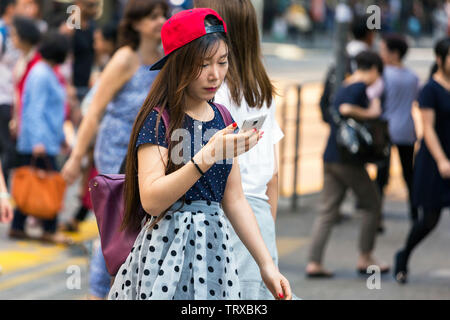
[{"x1": 1, "y1": 45, "x2": 449, "y2": 300}]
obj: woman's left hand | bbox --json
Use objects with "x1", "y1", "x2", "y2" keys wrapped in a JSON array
[{"x1": 260, "y1": 263, "x2": 292, "y2": 300}]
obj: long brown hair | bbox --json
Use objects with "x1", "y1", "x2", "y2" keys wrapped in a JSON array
[
  {"x1": 194, "y1": 0, "x2": 275, "y2": 109},
  {"x1": 117, "y1": 0, "x2": 169, "y2": 50},
  {"x1": 121, "y1": 15, "x2": 235, "y2": 233}
]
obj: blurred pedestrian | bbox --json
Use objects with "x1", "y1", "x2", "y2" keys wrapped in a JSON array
[
  {"x1": 0, "y1": 162, "x2": 13, "y2": 224},
  {"x1": 194, "y1": 0, "x2": 287, "y2": 300},
  {"x1": 61, "y1": 0, "x2": 169, "y2": 300},
  {"x1": 89, "y1": 22, "x2": 118, "y2": 86},
  {"x1": 8, "y1": 31, "x2": 72, "y2": 245},
  {"x1": 347, "y1": 15, "x2": 376, "y2": 62},
  {"x1": 109, "y1": 8, "x2": 291, "y2": 300},
  {"x1": 0, "y1": 161, "x2": 13, "y2": 276},
  {"x1": 0, "y1": 0, "x2": 20, "y2": 183},
  {"x1": 320, "y1": 15, "x2": 383, "y2": 225},
  {"x1": 14, "y1": 0, "x2": 47, "y2": 32},
  {"x1": 9, "y1": 15, "x2": 41, "y2": 141},
  {"x1": 377, "y1": 34, "x2": 420, "y2": 225},
  {"x1": 320, "y1": 15, "x2": 376, "y2": 125},
  {"x1": 59, "y1": 22, "x2": 118, "y2": 233},
  {"x1": 306, "y1": 51, "x2": 390, "y2": 278},
  {"x1": 394, "y1": 37, "x2": 450, "y2": 284},
  {"x1": 59, "y1": 0, "x2": 102, "y2": 103}
]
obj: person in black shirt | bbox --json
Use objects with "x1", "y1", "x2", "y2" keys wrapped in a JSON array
[
  {"x1": 306, "y1": 51, "x2": 390, "y2": 278},
  {"x1": 394, "y1": 38, "x2": 450, "y2": 284},
  {"x1": 60, "y1": 0, "x2": 101, "y2": 102}
]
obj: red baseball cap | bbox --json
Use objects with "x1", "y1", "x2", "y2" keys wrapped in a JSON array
[{"x1": 150, "y1": 8, "x2": 227, "y2": 71}]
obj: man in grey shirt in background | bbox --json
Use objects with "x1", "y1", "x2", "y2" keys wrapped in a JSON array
[{"x1": 377, "y1": 34, "x2": 420, "y2": 229}]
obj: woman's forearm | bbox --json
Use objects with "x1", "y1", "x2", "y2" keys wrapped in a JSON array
[
  {"x1": 71, "y1": 112, "x2": 101, "y2": 161},
  {"x1": 141, "y1": 151, "x2": 214, "y2": 216},
  {"x1": 340, "y1": 98, "x2": 380, "y2": 120},
  {"x1": 424, "y1": 125, "x2": 448, "y2": 165},
  {"x1": 223, "y1": 197, "x2": 273, "y2": 268}
]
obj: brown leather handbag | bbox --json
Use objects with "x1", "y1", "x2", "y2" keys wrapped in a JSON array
[{"x1": 11, "y1": 158, "x2": 66, "y2": 219}]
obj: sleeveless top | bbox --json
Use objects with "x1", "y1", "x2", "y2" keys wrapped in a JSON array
[{"x1": 94, "y1": 63, "x2": 159, "y2": 174}]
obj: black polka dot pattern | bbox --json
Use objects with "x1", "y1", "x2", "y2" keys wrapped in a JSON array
[
  {"x1": 107, "y1": 184, "x2": 241, "y2": 300},
  {"x1": 135, "y1": 105, "x2": 234, "y2": 204}
]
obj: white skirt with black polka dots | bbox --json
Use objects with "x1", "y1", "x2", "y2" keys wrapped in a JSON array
[{"x1": 108, "y1": 201, "x2": 241, "y2": 300}]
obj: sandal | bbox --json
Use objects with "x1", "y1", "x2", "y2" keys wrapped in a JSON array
[
  {"x1": 357, "y1": 264, "x2": 390, "y2": 275},
  {"x1": 393, "y1": 250, "x2": 408, "y2": 284},
  {"x1": 8, "y1": 229, "x2": 31, "y2": 241},
  {"x1": 306, "y1": 270, "x2": 335, "y2": 278}
]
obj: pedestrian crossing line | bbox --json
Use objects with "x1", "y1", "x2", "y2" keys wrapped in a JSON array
[
  {"x1": 0, "y1": 220, "x2": 98, "y2": 275},
  {"x1": 0, "y1": 256, "x2": 88, "y2": 292},
  {"x1": 0, "y1": 244, "x2": 66, "y2": 275},
  {"x1": 276, "y1": 237, "x2": 309, "y2": 258}
]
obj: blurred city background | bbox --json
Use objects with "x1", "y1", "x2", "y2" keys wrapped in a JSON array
[{"x1": 0, "y1": 0, "x2": 449, "y2": 300}]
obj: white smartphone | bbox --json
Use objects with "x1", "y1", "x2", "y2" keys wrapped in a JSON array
[{"x1": 238, "y1": 114, "x2": 268, "y2": 133}]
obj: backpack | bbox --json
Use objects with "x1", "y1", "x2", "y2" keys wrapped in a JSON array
[
  {"x1": 319, "y1": 55, "x2": 355, "y2": 124},
  {"x1": 89, "y1": 103, "x2": 234, "y2": 276}
]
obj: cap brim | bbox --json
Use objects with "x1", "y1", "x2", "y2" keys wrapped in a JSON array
[{"x1": 149, "y1": 55, "x2": 169, "y2": 71}]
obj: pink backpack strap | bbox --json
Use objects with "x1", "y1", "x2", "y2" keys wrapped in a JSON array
[
  {"x1": 212, "y1": 102, "x2": 234, "y2": 126},
  {"x1": 153, "y1": 106, "x2": 170, "y2": 143}
]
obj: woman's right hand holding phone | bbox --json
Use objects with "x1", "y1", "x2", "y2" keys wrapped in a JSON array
[{"x1": 198, "y1": 123, "x2": 263, "y2": 166}]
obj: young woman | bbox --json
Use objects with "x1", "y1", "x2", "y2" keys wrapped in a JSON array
[
  {"x1": 59, "y1": 23, "x2": 118, "y2": 233},
  {"x1": 394, "y1": 38, "x2": 450, "y2": 284},
  {"x1": 194, "y1": 0, "x2": 286, "y2": 300},
  {"x1": 109, "y1": 8, "x2": 292, "y2": 300},
  {"x1": 61, "y1": 0, "x2": 169, "y2": 299}
]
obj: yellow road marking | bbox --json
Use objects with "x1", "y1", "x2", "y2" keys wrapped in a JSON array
[
  {"x1": 276, "y1": 237, "x2": 309, "y2": 257},
  {"x1": 0, "y1": 245, "x2": 65, "y2": 274},
  {"x1": 0, "y1": 220, "x2": 98, "y2": 275},
  {"x1": 0, "y1": 257, "x2": 87, "y2": 292},
  {"x1": 60, "y1": 219, "x2": 99, "y2": 243}
]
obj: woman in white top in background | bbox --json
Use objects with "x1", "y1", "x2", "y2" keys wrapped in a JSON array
[{"x1": 194, "y1": 0, "x2": 287, "y2": 300}]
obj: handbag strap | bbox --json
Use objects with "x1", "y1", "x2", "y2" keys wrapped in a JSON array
[
  {"x1": 154, "y1": 102, "x2": 234, "y2": 138},
  {"x1": 30, "y1": 155, "x2": 53, "y2": 171},
  {"x1": 210, "y1": 102, "x2": 234, "y2": 126}
]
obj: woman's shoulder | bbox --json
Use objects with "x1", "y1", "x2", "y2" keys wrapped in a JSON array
[
  {"x1": 108, "y1": 46, "x2": 139, "y2": 72},
  {"x1": 419, "y1": 79, "x2": 441, "y2": 98}
]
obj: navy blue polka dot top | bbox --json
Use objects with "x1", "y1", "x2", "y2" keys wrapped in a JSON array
[{"x1": 136, "y1": 103, "x2": 235, "y2": 203}]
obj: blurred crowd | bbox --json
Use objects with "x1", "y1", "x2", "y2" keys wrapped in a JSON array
[{"x1": 264, "y1": 0, "x2": 450, "y2": 43}]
